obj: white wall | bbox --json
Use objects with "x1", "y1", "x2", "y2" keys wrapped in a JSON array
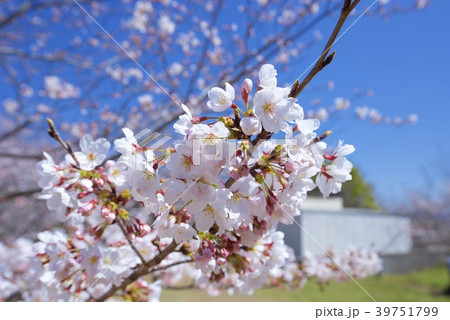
[
  {"x1": 278, "y1": 198, "x2": 413, "y2": 257},
  {"x1": 299, "y1": 209, "x2": 412, "y2": 256}
]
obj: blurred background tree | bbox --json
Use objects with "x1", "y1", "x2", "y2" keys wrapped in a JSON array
[
  {"x1": 309, "y1": 166, "x2": 380, "y2": 209},
  {"x1": 341, "y1": 167, "x2": 380, "y2": 210}
]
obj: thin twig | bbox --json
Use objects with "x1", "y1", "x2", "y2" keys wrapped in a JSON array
[
  {"x1": 93, "y1": 240, "x2": 178, "y2": 302},
  {"x1": 0, "y1": 152, "x2": 42, "y2": 160},
  {"x1": 0, "y1": 188, "x2": 41, "y2": 203},
  {"x1": 116, "y1": 219, "x2": 147, "y2": 265},
  {"x1": 46, "y1": 118, "x2": 80, "y2": 167},
  {"x1": 289, "y1": 0, "x2": 361, "y2": 98},
  {"x1": 148, "y1": 259, "x2": 193, "y2": 273}
]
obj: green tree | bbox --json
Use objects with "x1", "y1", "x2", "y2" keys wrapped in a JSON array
[{"x1": 341, "y1": 167, "x2": 380, "y2": 210}]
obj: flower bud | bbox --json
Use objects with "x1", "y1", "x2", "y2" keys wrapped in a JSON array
[
  {"x1": 101, "y1": 206, "x2": 116, "y2": 224},
  {"x1": 240, "y1": 116, "x2": 262, "y2": 136},
  {"x1": 242, "y1": 78, "x2": 253, "y2": 91},
  {"x1": 137, "y1": 222, "x2": 151, "y2": 237},
  {"x1": 93, "y1": 177, "x2": 104, "y2": 187},
  {"x1": 241, "y1": 78, "x2": 253, "y2": 104},
  {"x1": 219, "y1": 116, "x2": 235, "y2": 127},
  {"x1": 78, "y1": 199, "x2": 96, "y2": 216}
]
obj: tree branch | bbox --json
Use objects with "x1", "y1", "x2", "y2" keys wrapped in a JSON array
[
  {"x1": 148, "y1": 258, "x2": 193, "y2": 273},
  {"x1": 0, "y1": 46, "x2": 93, "y2": 69},
  {"x1": 0, "y1": 120, "x2": 31, "y2": 142},
  {"x1": 289, "y1": 0, "x2": 361, "y2": 98},
  {"x1": 46, "y1": 118, "x2": 80, "y2": 168},
  {"x1": 116, "y1": 219, "x2": 147, "y2": 265},
  {"x1": 0, "y1": 152, "x2": 42, "y2": 160},
  {"x1": 0, "y1": 188, "x2": 41, "y2": 203},
  {"x1": 0, "y1": 0, "x2": 93, "y2": 30},
  {"x1": 93, "y1": 240, "x2": 178, "y2": 302}
]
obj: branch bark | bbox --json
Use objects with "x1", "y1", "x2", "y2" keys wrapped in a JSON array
[
  {"x1": 0, "y1": 0, "x2": 94, "y2": 30},
  {"x1": 46, "y1": 118, "x2": 80, "y2": 168},
  {"x1": 116, "y1": 219, "x2": 147, "y2": 265},
  {"x1": 93, "y1": 240, "x2": 178, "y2": 302},
  {"x1": 289, "y1": 0, "x2": 361, "y2": 98},
  {"x1": 0, "y1": 188, "x2": 41, "y2": 203},
  {"x1": 0, "y1": 152, "x2": 42, "y2": 160}
]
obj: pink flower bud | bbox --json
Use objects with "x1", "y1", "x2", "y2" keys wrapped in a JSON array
[
  {"x1": 241, "y1": 78, "x2": 253, "y2": 105},
  {"x1": 137, "y1": 222, "x2": 151, "y2": 237},
  {"x1": 101, "y1": 206, "x2": 116, "y2": 224},
  {"x1": 220, "y1": 248, "x2": 229, "y2": 258},
  {"x1": 77, "y1": 191, "x2": 90, "y2": 199},
  {"x1": 241, "y1": 78, "x2": 253, "y2": 94},
  {"x1": 259, "y1": 220, "x2": 267, "y2": 231},
  {"x1": 78, "y1": 200, "x2": 96, "y2": 216},
  {"x1": 104, "y1": 212, "x2": 116, "y2": 224},
  {"x1": 93, "y1": 177, "x2": 104, "y2": 187}
]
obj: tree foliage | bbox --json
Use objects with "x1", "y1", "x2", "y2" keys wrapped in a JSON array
[{"x1": 341, "y1": 167, "x2": 380, "y2": 210}]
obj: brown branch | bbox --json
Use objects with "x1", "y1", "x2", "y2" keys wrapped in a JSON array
[
  {"x1": 0, "y1": 0, "x2": 94, "y2": 30},
  {"x1": 148, "y1": 258, "x2": 193, "y2": 273},
  {"x1": 0, "y1": 188, "x2": 41, "y2": 203},
  {"x1": 0, "y1": 120, "x2": 31, "y2": 142},
  {"x1": 163, "y1": 284, "x2": 196, "y2": 290},
  {"x1": 0, "y1": 152, "x2": 42, "y2": 160},
  {"x1": 0, "y1": 46, "x2": 93, "y2": 69},
  {"x1": 93, "y1": 240, "x2": 178, "y2": 302},
  {"x1": 46, "y1": 118, "x2": 80, "y2": 168},
  {"x1": 289, "y1": 0, "x2": 361, "y2": 98},
  {"x1": 0, "y1": 1, "x2": 33, "y2": 30},
  {"x1": 116, "y1": 219, "x2": 147, "y2": 265}
]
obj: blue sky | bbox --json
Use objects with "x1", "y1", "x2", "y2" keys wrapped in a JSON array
[
  {"x1": 276, "y1": 0, "x2": 450, "y2": 207},
  {"x1": 2, "y1": 0, "x2": 448, "y2": 208}
]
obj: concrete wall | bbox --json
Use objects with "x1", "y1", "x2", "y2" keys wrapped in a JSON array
[
  {"x1": 278, "y1": 209, "x2": 412, "y2": 258},
  {"x1": 300, "y1": 209, "x2": 412, "y2": 256},
  {"x1": 380, "y1": 252, "x2": 450, "y2": 274}
]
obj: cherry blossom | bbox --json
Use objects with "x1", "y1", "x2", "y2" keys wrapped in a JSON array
[
  {"x1": 74, "y1": 135, "x2": 111, "y2": 171},
  {"x1": 206, "y1": 83, "x2": 235, "y2": 112},
  {"x1": 0, "y1": 63, "x2": 383, "y2": 302},
  {"x1": 240, "y1": 116, "x2": 262, "y2": 136}
]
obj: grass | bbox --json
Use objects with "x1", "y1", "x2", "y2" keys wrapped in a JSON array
[{"x1": 160, "y1": 267, "x2": 450, "y2": 302}]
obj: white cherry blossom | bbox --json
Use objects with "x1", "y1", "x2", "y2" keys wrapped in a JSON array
[
  {"x1": 240, "y1": 116, "x2": 262, "y2": 136},
  {"x1": 258, "y1": 64, "x2": 277, "y2": 88},
  {"x1": 74, "y1": 134, "x2": 110, "y2": 171},
  {"x1": 206, "y1": 83, "x2": 235, "y2": 112},
  {"x1": 254, "y1": 87, "x2": 293, "y2": 133}
]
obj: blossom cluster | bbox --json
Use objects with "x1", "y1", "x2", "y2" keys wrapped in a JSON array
[
  {"x1": 302, "y1": 248, "x2": 383, "y2": 284},
  {"x1": 43, "y1": 76, "x2": 80, "y2": 100},
  {"x1": 0, "y1": 64, "x2": 381, "y2": 301},
  {"x1": 306, "y1": 97, "x2": 418, "y2": 126}
]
